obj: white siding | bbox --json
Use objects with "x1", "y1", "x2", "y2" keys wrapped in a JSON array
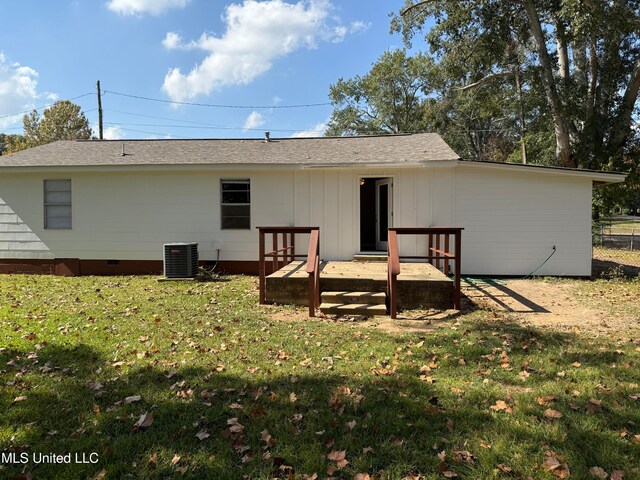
[
  {"x1": 454, "y1": 165, "x2": 592, "y2": 276},
  {"x1": 0, "y1": 165, "x2": 594, "y2": 276}
]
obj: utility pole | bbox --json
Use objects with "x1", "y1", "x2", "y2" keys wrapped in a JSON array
[{"x1": 97, "y1": 80, "x2": 103, "y2": 140}]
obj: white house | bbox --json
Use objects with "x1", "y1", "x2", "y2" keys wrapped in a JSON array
[{"x1": 0, "y1": 133, "x2": 625, "y2": 276}]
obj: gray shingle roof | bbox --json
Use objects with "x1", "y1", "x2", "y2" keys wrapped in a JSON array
[{"x1": 0, "y1": 133, "x2": 459, "y2": 168}]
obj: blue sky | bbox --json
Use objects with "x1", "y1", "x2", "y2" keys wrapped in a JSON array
[{"x1": 0, "y1": 0, "x2": 421, "y2": 139}]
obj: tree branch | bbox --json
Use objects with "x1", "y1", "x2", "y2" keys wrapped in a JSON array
[
  {"x1": 454, "y1": 71, "x2": 514, "y2": 91},
  {"x1": 609, "y1": 58, "x2": 640, "y2": 155},
  {"x1": 400, "y1": 0, "x2": 433, "y2": 17}
]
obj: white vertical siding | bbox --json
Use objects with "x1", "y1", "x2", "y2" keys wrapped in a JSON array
[{"x1": 454, "y1": 165, "x2": 592, "y2": 276}]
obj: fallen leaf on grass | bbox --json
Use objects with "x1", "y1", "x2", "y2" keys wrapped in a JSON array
[
  {"x1": 13, "y1": 396, "x2": 27, "y2": 402},
  {"x1": 171, "y1": 455, "x2": 181, "y2": 465},
  {"x1": 443, "y1": 472, "x2": 458, "y2": 478},
  {"x1": 353, "y1": 474, "x2": 371, "y2": 480},
  {"x1": 327, "y1": 450, "x2": 349, "y2": 469},
  {"x1": 610, "y1": 470, "x2": 624, "y2": 480},
  {"x1": 133, "y1": 412, "x2": 154, "y2": 430},
  {"x1": 543, "y1": 451, "x2": 570, "y2": 479},
  {"x1": 589, "y1": 466, "x2": 608, "y2": 479},
  {"x1": 148, "y1": 453, "x2": 157, "y2": 470},
  {"x1": 497, "y1": 464, "x2": 512, "y2": 473},
  {"x1": 587, "y1": 398, "x2": 603, "y2": 413},
  {"x1": 124, "y1": 395, "x2": 141, "y2": 404},
  {"x1": 453, "y1": 450, "x2": 475, "y2": 463},
  {"x1": 571, "y1": 362, "x2": 582, "y2": 368},
  {"x1": 544, "y1": 409, "x2": 563, "y2": 419},
  {"x1": 490, "y1": 400, "x2": 513, "y2": 413},
  {"x1": 195, "y1": 430, "x2": 210, "y2": 441}
]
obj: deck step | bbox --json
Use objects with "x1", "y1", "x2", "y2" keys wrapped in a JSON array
[
  {"x1": 321, "y1": 291, "x2": 386, "y2": 305},
  {"x1": 319, "y1": 302, "x2": 387, "y2": 316},
  {"x1": 353, "y1": 254, "x2": 387, "y2": 262}
]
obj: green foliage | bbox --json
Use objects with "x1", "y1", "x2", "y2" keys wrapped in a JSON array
[
  {"x1": 392, "y1": 0, "x2": 639, "y2": 168},
  {"x1": 23, "y1": 100, "x2": 92, "y2": 147},
  {"x1": 326, "y1": 49, "x2": 434, "y2": 136},
  {"x1": 0, "y1": 133, "x2": 27, "y2": 155}
]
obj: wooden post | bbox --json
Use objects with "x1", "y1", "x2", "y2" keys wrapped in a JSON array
[
  {"x1": 435, "y1": 234, "x2": 441, "y2": 271},
  {"x1": 454, "y1": 231, "x2": 462, "y2": 310},
  {"x1": 291, "y1": 234, "x2": 296, "y2": 263},
  {"x1": 428, "y1": 234, "x2": 433, "y2": 265},
  {"x1": 272, "y1": 233, "x2": 278, "y2": 273},
  {"x1": 282, "y1": 233, "x2": 288, "y2": 268},
  {"x1": 444, "y1": 234, "x2": 450, "y2": 275},
  {"x1": 258, "y1": 230, "x2": 265, "y2": 304}
]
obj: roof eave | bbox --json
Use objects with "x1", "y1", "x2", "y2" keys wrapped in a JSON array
[{"x1": 459, "y1": 159, "x2": 627, "y2": 184}]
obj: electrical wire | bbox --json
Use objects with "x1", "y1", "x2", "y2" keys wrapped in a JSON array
[
  {"x1": 103, "y1": 89, "x2": 331, "y2": 109},
  {"x1": 0, "y1": 92, "x2": 95, "y2": 119},
  {"x1": 104, "y1": 121, "x2": 324, "y2": 134}
]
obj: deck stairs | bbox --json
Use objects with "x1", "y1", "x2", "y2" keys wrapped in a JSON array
[{"x1": 319, "y1": 290, "x2": 387, "y2": 316}]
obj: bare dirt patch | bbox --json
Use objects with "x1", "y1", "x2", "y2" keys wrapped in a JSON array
[
  {"x1": 462, "y1": 278, "x2": 638, "y2": 335},
  {"x1": 262, "y1": 278, "x2": 639, "y2": 336}
]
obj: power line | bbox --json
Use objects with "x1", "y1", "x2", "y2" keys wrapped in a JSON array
[
  {"x1": 103, "y1": 90, "x2": 331, "y2": 109},
  {"x1": 112, "y1": 126, "x2": 190, "y2": 138},
  {"x1": 104, "y1": 121, "x2": 324, "y2": 133},
  {"x1": 0, "y1": 92, "x2": 95, "y2": 120}
]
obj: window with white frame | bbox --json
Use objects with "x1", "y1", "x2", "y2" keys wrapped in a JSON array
[
  {"x1": 221, "y1": 179, "x2": 250, "y2": 229},
  {"x1": 44, "y1": 179, "x2": 72, "y2": 229}
]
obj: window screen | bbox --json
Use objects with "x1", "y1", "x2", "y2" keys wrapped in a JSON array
[
  {"x1": 221, "y1": 180, "x2": 250, "y2": 229},
  {"x1": 44, "y1": 179, "x2": 72, "y2": 229}
]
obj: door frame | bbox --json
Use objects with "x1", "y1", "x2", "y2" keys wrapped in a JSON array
[
  {"x1": 375, "y1": 178, "x2": 393, "y2": 250},
  {"x1": 356, "y1": 175, "x2": 395, "y2": 253}
]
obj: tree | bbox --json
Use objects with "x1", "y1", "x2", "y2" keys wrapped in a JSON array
[
  {"x1": 392, "y1": 0, "x2": 640, "y2": 170},
  {"x1": 0, "y1": 133, "x2": 27, "y2": 155},
  {"x1": 326, "y1": 49, "x2": 434, "y2": 136},
  {"x1": 23, "y1": 100, "x2": 92, "y2": 147}
]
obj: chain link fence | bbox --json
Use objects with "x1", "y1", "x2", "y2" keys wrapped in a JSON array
[{"x1": 592, "y1": 217, "x2": 640, "y2": 278}]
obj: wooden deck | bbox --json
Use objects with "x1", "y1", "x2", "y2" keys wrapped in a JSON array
[{"x1": 266, "y1": 260, "x2": 454, "y2": 311}]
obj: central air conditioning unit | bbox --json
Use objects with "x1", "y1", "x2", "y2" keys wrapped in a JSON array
[{"x1": 163, "y1": 243, "x2": 198, "y2": 279}]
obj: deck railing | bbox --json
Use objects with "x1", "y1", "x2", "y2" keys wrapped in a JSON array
[
  {"x1": 387, "y1": 227, "x2": 464, "y2": 318},
  {"x1": 257, "y1": 226, "x2": 320, "y2": 316}
]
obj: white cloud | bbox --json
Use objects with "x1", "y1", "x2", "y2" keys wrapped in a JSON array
[
  {"x1": 107, "y1": 0, "x2": 189, "y2": 15},
  {"x1": 332, "y1": 20, "x2": 370, "y2": 42},
  {"x1": 162, "y1": 0, "x2": 363, "y2": 101},
  {"x1": 290, "y1": 120, "x2": 328, "y2": 137},
  {"x1": 0, "y1": 52, "x2": 53, "y2": 129},
  {"x1": 162, "y1": 32, "x2": 183, "y2": 50},
  {"x1": 104, "y1": 125, "x2": 125, "y2": 140},
  {"x1": 243, "y1": 111, "x2": 265, "y2": 130}
]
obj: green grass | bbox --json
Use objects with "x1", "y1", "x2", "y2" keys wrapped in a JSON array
[{"x1": 1, "y1": 275, "x2": 639, "y2": 479}]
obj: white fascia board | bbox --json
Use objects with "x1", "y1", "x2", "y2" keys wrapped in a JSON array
[{"x1": 458, "y1": 160, "x2": 627, "y2": 184}]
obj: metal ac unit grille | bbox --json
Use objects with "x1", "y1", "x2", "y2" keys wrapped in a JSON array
[{"x1": 163, "y1": 243, "x2": 198, "y2": 278}]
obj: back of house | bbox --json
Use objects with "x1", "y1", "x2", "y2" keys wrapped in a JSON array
[{"x1": 0, "y1": 133, "x2": 625, "y2": 276}]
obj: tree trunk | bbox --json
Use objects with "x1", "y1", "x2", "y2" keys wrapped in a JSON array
[
  {"x1": 608, "y1": 59, "x2": 640, "y2": 158},
  {"x1": 521, "y1": 0, "x2": 576, "y2": 168}
]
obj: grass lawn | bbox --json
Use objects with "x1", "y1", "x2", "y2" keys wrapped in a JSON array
[{"x1": 1, "y1": 275, "x2": 639, "y2": 480}]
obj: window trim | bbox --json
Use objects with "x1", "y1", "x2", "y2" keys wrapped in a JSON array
[
  {"x1": 220, "y1": 179, "x2": 251, "y2": 230},
  {"x1": 44, "y1": 179, "x2": 72, "y2": 230}
]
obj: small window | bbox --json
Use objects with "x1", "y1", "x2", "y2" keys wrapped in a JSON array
[
  {"x1": 221, "y1": 179, "x2": 250, "y2": 229},
  {"x1": 44, "y1": 179, "x2": 72, "y2": 229}
]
